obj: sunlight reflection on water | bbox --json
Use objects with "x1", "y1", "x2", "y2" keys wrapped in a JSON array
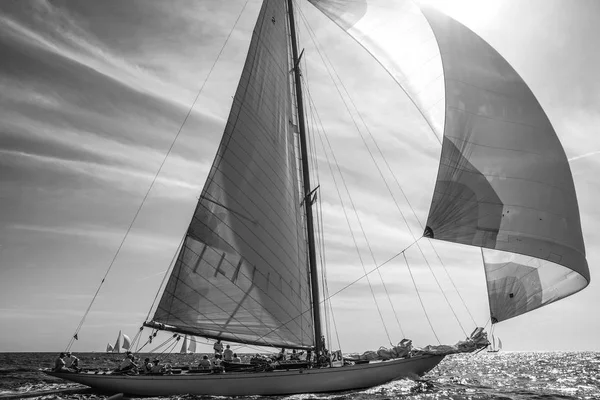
[{"x1": 0, "y1": 352, "x2": 598, "y2": 399}]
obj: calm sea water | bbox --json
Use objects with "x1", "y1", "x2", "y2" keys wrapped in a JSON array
[{"x1": 0, "y1": 352, "x2": 598, "y2": 399}]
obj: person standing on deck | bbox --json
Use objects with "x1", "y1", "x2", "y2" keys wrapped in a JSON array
[{"x1": 213, "y1": 339, "x2": 223, "y2": 356}]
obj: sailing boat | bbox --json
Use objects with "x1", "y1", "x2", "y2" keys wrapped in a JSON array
[
  {"x1": 47, "y1": 0, "x2": 590, "y2": 396},
  {"x1": 488, "y1": 334, "x2": 502, "y2": 353},
  {"x1": 179, "y1": 335, "x2": 196, "y2": 355},
  {"x1": 487, "y1": 335, "x2": 502, "y2": 353},
  {"x1": 106, "y1": 330, "x2": 131, "y2": 354}
]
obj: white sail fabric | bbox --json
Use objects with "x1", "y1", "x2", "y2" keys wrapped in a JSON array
[
  {"x1": 122, "y1": 334, "x2": 131, "y2": 350},
  {"x1": 150, "y1": 0, "x2": 314, "y2": 349},
  {"x1": 497, "y1": 338, "x2": 502, "y2": 350},
  {"x1": 106, "y1": 343, "x2": 113, "y2": 353},
  {"x1": 308, "y1": 0, "x2": 445, "y2": 137},
  {"x1": 420, "y1": 6, "x2": 589, "y2": 322},
  {"x1": 180, "y1": 335, "x2": 188, "y2": 355},
  {"x1": 187, "y1": 336, "x2": 196, "y2": 354},
  {"x1": 308, "y1": 2, "x2": 589, "y2": 323},
  {"x1": 113, "y1": 330, "x2": 121, "y2": 353}
]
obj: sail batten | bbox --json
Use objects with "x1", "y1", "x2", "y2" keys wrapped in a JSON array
[{"x1": 150, "y1": 0, "x2": 314, "y2": 349}]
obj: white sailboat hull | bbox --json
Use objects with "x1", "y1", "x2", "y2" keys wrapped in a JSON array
[{"x1": 47, "y1": 355, "x2": 443, "y2": 396}]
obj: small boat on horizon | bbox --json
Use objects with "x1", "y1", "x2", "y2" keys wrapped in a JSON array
[{"x1": 487, "y1": 335, "x2": 503, "y2": 353}]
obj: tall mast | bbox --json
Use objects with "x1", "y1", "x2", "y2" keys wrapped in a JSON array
[{"x1": 286, "y1": 0, "x2": 323, "y2": 358}]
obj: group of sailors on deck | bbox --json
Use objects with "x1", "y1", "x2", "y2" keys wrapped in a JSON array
[
  {"x1": 116, "y1": 352, "x2": 166, "y2": 374},
  {"x1": 53, "y1": 352, "x2": 80, "y2": 372},
  {"x1": 53, "y1": 340, "x2": 310, "y2": 375}
]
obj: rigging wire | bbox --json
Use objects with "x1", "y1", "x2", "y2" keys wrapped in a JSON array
[
  {"x1": 297, "y1": 10, "x2": 409, "y2": 341},
  {"x1": 402, "y1": 252, "x2": 441, "y2": 344},
  {"x1": 145, "y1": 234, "x2": 185, "y2": 323},
  {"x1": 298, "y1": 12, "x2": 341, "y2": 352},
  {"x1": 249, "y1": 239, "x2": 421, "y2": 348},
  {"x1": 308, "y1": 101, "x2": 393, "y2": 345},
  {"x1": 296, "y1": 5, "x2": 472, "y2": 337},
  {"x1": 65, "y1": 0, "x2": 252, "y2": 352},
  {"x1": 303, "y1": 54, "x2": 343, "y2": 352}
]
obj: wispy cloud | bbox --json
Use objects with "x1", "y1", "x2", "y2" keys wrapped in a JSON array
[
  {"x1": 8, "y1": 223, "x2": 179, "y2": 251},
  {"x1": 0, "y1": 3, "x2": 189, "y2": 110},
  {"x1": 568, "y1": 151, "x2": 600, "y2": 162},
  {"x1": 0, "y1": 147, "x2": 205, "y2": 196}
]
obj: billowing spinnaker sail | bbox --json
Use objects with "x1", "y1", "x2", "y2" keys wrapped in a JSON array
[
  {"x1": 308, "y1": 0, "x2": 445, "y2": 137},
  {"x1": 122, "y1": 334, "x2": 131, "y2": 350},
  {"x1": 149, "y1": 0, "x2": 314, "y2": 349},
  {"x1": 420, "y1": 7, "x2": 589, "y2": 322},
  {"x1": 309, "y1": 1, "x2": 590, "y2": 322}
]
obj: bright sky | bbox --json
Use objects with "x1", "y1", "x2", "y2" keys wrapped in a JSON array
[{"x1": 0, "y1": 0, "x2": 599, "y2": 354}]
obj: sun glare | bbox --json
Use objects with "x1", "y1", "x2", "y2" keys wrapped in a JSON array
[{"x1": 417, "y1": 0, "x2": 500, "y2": 31}]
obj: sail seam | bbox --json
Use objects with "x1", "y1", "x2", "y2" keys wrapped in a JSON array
[
  {"x1": 165, "y1": 239, "x2": 312, "y2": 345},
  {"x1": 181, "y1": 241, "x2": 311, "y2": 329},
  {"x1": 190, "y1": 202, "x2": 311, "y2": 309}
]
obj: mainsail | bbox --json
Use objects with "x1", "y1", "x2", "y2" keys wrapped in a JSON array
[
  {"x1": 308, "y1": 1, "x2": 589, "y2": 323},
  {"x1": 147, "y1": 0, "x2": 315, "y2": 349}
]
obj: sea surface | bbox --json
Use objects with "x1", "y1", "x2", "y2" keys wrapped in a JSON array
[{"x1": 1, "y1": 352, "x2": 599, "y2": 400}]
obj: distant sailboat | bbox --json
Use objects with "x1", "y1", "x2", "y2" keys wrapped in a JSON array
[
  {"x1": 112, "y1": 331, "x2": 121, "y2": 354},
  {"x1": 487, "y1": 334, "x2": 502, "y2": 353},
  {"x1": 108, "y1": 330, "x2": 131, "y2": 353},
  {"x1": 179, "y1": 335, "x2": 188, "y2": 355},
  {"x1": 50, "y1": 0, "x2": 590, "y2": 396},
  {"x1": 187, "y1": 336, "x2": 196, "y2": 354},
  {"x1": 179, "y1": 335, "x2": 197, "y2": 355}
]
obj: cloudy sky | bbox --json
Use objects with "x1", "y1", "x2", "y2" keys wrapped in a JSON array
[{"x1": 0, "y1": 0, "x2": 599, "y2": 354}]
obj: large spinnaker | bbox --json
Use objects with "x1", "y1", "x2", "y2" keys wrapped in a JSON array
[
  {"x1": 421, "y1": 6, "x2": 589, "y2": 322},
  {"x1": 308, "y1": 1, "x2": 589, "y2": 323},
  {"x1": 148, "y1": 0, "x2": 315, "y2": 349},
  {"x1": 308, "y1": 0, "x2": 445, "y2": 137}
]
